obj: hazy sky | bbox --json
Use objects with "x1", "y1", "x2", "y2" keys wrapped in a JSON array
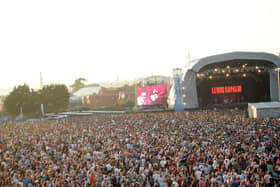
[{"x1": 0, "y1": 0, "x2": 279, "y2": 93}]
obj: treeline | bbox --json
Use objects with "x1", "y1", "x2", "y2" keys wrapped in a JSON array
[{"x1": 3, "y1": 84, "x2": 69, "y2": 117}]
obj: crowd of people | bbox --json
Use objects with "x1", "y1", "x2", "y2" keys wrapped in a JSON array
[{"x1": 0, "y1": 109, "x2": 279, "y2": 186}]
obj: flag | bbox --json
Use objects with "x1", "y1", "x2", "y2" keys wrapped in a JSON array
[
  {"x1": 118, "y1": 91, "x2": 125, "y2": 100},
  {"x1": 41, "y1": 104, "x2": 44, "y2": 116},
  {"x1": 86, "y1": 95, "x2": 90, "y2": 104},
  {"x1": 0, "y1": 99, "x2": 2, "y2": 111},
  {"x1": 81, "y1": 96, "x2": 85, "y2": 104}
]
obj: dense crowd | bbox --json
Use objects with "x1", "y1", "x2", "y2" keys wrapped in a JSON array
[{"x1": 0, "y1": 109, "x2": 279, "y2": 186}]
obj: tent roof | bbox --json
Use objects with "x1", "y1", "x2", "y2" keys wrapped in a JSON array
[{"x1": 73, "y1": 86, "x2": 101, "y2": 96}]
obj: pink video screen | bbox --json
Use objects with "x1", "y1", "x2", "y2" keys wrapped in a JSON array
[{"x1": 137, "y1": 85, "x2": 168, "y2": 106}]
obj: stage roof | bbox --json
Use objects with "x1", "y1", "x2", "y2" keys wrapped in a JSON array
[{"x1": 182, "y1": 52, "x2": 280, "y2": 76}]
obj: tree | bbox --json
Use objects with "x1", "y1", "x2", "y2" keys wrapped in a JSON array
[
  {"x1": 4, "y1": 84, "x2": 40, "y2": 117},
  {"x1": 39, "y1": 84, "x2": 70, "y2": 113},
  {"x1": 3, "y1": 84, "x2": 70, "y2": 117},
  {"x1": 70, "y1": 78, "x2": 87, "y2": 93}
]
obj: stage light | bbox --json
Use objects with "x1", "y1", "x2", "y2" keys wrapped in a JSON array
[{"x1": 226, "y1": 73, "x2": 230, "y2": 77}]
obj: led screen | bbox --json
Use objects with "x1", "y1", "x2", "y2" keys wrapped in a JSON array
[
  {"x1": 212, "y1": 85, "x2": 242, "y2": 94},
  {"x1": 137, "y1": 85, "x2": 167, "y2": 106}
]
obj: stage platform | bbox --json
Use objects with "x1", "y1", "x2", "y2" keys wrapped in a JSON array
[{"x1": 248, "y1": 102, "x2": 280, "y2": 118}]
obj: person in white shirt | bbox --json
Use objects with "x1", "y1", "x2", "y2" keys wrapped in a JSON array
[
  {"x1": 213, "y1": 158, "x2": 219, "y2": 170},
  {"x1": 223, "y1": 173, "x2": 229, "y2": 184},
  {"x1": 106, "y1": 163, "x2": 113, "y2": 172},
  {"x1": 264, "y1": 171, "x2": 271, "y2": 185},
  {"x1": 195, "y1": 169, "x2": 202, "y2": 180},
  {"x1": 224, "y1": 158, "x2": 230, "y2": 169},
  {"x1": 160, "y1": 158, "x2": 167, "y2": 168}
]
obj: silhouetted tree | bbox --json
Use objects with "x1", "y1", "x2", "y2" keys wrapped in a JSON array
[
  {"x1": 4, "y1": 84, "x2": 39, "y2": 117},
  {"x1": 39, "y1": 84, "x2": 70, "y2": 113},
  {"x1": 70, "y1": 78, "x2": 87, "y2": 92}
]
